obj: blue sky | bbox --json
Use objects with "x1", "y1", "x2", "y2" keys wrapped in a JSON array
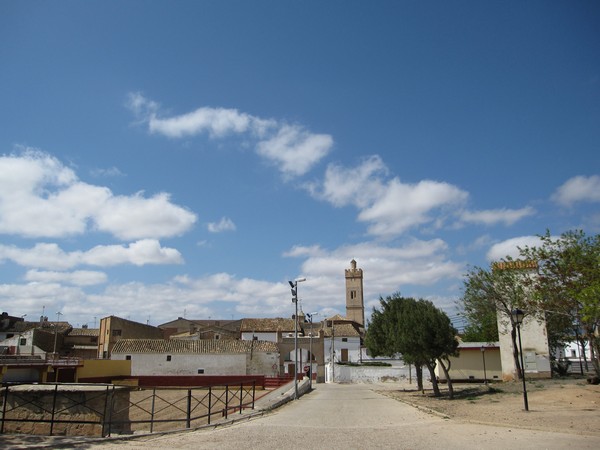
[{"x1": 1, "y1": 1, "x2": 599, "y2": 328}]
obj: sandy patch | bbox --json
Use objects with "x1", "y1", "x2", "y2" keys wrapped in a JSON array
[{"x1": 379, "y1": 377, "x2": 600, "y2": 437}]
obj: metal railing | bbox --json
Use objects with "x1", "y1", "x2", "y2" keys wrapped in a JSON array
[
  {"x1": 0, "y1": 380, "x2": 256, "y2": 437},
  {"x1": 0, "y1": 355, "x2": 82, "y2": 367}
]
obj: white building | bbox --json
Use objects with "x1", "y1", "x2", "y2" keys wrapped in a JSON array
[
  {"x1": 239, "y1": 318, "x2": 295, "y2": 342},
  {"x1": 110, "y1": 339, "x2": 279, "y2": 377}
]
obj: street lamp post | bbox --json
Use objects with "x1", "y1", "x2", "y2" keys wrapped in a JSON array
[
  {"x1": 289, "y1": 278, "x2": 306, "y2": 400},
  {"x1": 306, "y1": 312, "x2": 319, "y2": 389},
  {"x1": 53, "y1": 311, "x2": 63, "y2": 356},
  {"x1": 511, "y1": 308, "x2": 529, "y2": 411}
]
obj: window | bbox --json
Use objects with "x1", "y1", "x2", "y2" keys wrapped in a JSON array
[
  {"x1": 112, "y1": 329, "x2": 122, "y2": 337},
  {"x1": 215, "y1": 334, "x2": 220, "y2": 340},
  {"x1": 91, "y1": 337, "x2": 98, "y2": 343},
  {"x1": 197, "y1": 369, "x2": 205, "y2": 374},
  {"x1": 342, "y1": 337, "x2": 348, "y2": 342},
  {"x1": 166, "y1": 355, "x2": 172, "y2": 361},
  {"x1": 125, "y1": 355, "x2": 131, "y2": 360},
  {"x1": 19, "y1": 338, "x2": 26, "y2": 345},
  {"x1": 350, "y1": 290, "x2": 356, "y2": 299}
]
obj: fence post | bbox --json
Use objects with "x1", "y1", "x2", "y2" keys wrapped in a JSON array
[
  {"x1": 207, "y1": 386, "x2": 212, "y2": 425},
  {"x1": 101, "y1": 385, "x2": 110, "y2": 437},
  {"x1": 1, "y1": 384, "x2": 10, "y2": 433},
  {"x1": 150, "y1": 388, "x2": 156, "y2": 433},
  {"x1": 224, "y1": 385, "x2": 229, "y2": 419},
  {"x1": 50, "y1": 384, "x2": 58, "y2": 435},
  {"x1": 107, "y1": 385, "x2": 115, "y2": 437},
  {"x1": 252, "y1": 380, "x2": 256, "y2": 410},
  {"x1": 239, "y1": 382, "x2": 243, "y2": 414},
  {"x1": 186, "y1": 389, "x2": 192, "y2": 429}
]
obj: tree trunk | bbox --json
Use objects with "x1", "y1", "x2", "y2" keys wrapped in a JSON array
[
  {"x1": 415, "y1": 365, "x2": 424, "y2": 391},
  {"x1": 590, "y1": 335, "x2": 600, "y2": 378},
  {"x1": 425, "y1": 362, "x2": 440, "y2": 397},
  {"x1": 438, "y1": 358, "x2": 454, "y2": 399}
]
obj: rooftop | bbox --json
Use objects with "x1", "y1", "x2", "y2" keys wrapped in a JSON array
[{"x1": 111, "y1": 339, "x2": 278, "y2": 354}]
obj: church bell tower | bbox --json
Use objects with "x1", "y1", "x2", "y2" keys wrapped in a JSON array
[{"x1": 345, "y1": 259, "x2": 365, "y2": 326}]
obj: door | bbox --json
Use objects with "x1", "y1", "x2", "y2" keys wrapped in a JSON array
[{"x1": 341, "y1": 348, "x2": 348, "y2": 362}]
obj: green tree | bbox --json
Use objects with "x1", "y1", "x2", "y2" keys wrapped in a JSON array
[
  {"x1": 365, "y1": 294, "x2": 459, "y2": 397},
  {"x1": 519, "y1": 230, "x2": 600, "y2": 377}
]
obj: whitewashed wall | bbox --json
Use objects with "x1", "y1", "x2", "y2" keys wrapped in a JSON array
[
  {"x1": 112, "y1": 353, "x2": 247, "y2": 376},
  {"x1": 326, "y1": 362, "x2": 413, "y2": 383},
  {"x1": 324, "y1": 336, "x2": 361, "y2": 363},
  {"x1": 246, "y1": 351, "x2": 280, "y2": 376},
  {"x1": 497, "y1": 311, "x2": 551, "y2": 380},
  {"x1": 240, "y1": 332, "x2": 277, "y2": 342}
]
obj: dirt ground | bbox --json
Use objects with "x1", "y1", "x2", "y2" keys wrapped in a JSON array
[{"x1": 379, "y1": 377, "x2": 600, "y2": 437}]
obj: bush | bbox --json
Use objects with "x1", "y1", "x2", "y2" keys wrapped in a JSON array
[{"x1": 551, "y1": 358, "x2": 571, "y2": 377}]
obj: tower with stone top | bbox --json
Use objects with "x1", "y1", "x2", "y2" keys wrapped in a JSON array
[{"x1": 345, "y1": 259, "x2": 365, "y2": 326}]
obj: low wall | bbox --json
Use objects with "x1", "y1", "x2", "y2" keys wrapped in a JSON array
[
  {"x1": 76, "y1": 359, "x2": 131, "y2": 382},
  {"x1": 0, "y1": 384, "x2": 130, "y2": 437},
  {"x1": 332, "y1": 364, "x2": 412, "y2": 383}
]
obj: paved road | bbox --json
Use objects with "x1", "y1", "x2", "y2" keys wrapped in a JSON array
[{"x1": 76, "y1": 383, "x2": 598, "y2": 450}]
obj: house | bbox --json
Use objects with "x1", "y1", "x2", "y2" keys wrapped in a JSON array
[
  {"x1": 240, "y1": 317, "x2": 296, "y2": 342},
  {"x1": 0, "y1": 312, "x2": 30, "y2": 341},
  {"x1": 1, "y1": 317, "x2": 71, "y2": 357},
  {"x1": 98, "y1": 316, "x2": 164, "y2": 359},
  {"x1": 110, "y1": 339, "x2": 279, "y2": 376},
  {"x1": 435, "y1": 341, "x2": 502, "y2": 382},
  {"x1": 159, "y1": 318, "x2": 242, "y2": 340},
  {"x1": 0, "y1": 323, "x2": 82, "y2": 383},
  {"x1": 323, "y1": 315, "x2": 362, "y2": 364},
  {"x1": 64, "y1": 327, "x2": 99, "y2": 359}
]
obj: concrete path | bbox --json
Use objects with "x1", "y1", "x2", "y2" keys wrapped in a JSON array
[{"x1": 79, "y1": 383, "x2": 597, "y2": 450}]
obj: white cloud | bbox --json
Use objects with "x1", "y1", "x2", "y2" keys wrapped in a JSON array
[
  {"x1": 128, "y1": 93, "x2": 332, "y2": 178},
  {"x1": 94, "y1": 192, "x2": 196, "y2": 240},
  {"x1": 313, "y1": 155, "x2": 387, "y2": 208},
  {"x1": 0, "y1": 239, "x2": 183, "y2": 270},
  {"x1": 486, "y1": 236, "x2": 544, "y2": 261},
  {"x1": 0, "y1": 243, "x2": 80, "y2": 270},
  {"x1": 0, "y1": 282, "x2": 86, "y2": 316},
  {"x1": 256, "y1": 124, "x2": 333, "y2": 178},
  {"x1": 311, "y1": 156, "x2": 468, "y2": 237},
  {"x1": 126, "y1": 92, "x2": 159, "y2": 120},
  {"x1": 460, "y1": 207, "x2": 535, "y2": 226},
  {"x1": 0, "y1": 150, "x2": 197, "y2": 240},
  {"x1": 24, "y1": 269, "x2": 108, "y2": 286},
  {"x1": 358, "y1": 179, "x2": 468, "y2": 237},
  {"x1": 552, "y1": 175, "x2": 600, "y2": 206},
  {"x1": 83, "y1": 240, "x2": 184, "y2": 266},
  {"x1": 207, "y1": 217, "x2": 237, "y2": 233},
  {"x1": 149, "y1": 107, "x2": 256, "y2": 138}
]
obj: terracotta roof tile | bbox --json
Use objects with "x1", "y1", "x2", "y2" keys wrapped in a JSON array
[
  {"x1": 111, "y1": 339, "x2": 278, "y2": 354},
  {"x1": 240, "y1": 318, "x2": 295, "y2": 332},
  {"x1": 492, "y1": 260, "x2": 538, "y2": 271},
  {"x1": 323, "y1": 323, "x2": 360, "y2": 337},
  {"x1": 68, "y1": 328, "x2": 99, "y2": 337}
]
